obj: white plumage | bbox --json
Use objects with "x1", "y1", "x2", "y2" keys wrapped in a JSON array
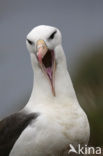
[{"x1": 9, "y1": 25, "x2": 90, "y2": 156}]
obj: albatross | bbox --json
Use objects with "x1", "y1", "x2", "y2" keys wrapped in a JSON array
[{"x1": 0, "y1": 25, "x2": 90, "y2": 156}]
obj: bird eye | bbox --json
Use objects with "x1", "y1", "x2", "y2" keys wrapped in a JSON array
[
  {"x1": 27, "y1": 39, "x2": 33, "y2": 45},
  {"x1": 48, "y1": 30, "x2": 57, "y2": 40}
]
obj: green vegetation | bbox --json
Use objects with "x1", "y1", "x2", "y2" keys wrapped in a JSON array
[{"x1": 72, "y1": 44, "x2": 103, "y2": 146}]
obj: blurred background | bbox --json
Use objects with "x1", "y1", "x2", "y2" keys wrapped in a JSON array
[{"x1": 0, "y1": 0, "x2": 103, "y2": 147}]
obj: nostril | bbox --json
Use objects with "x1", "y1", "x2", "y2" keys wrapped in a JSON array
[{"x1": 37, "y1": 44, "x2": 44, "y2": 50}]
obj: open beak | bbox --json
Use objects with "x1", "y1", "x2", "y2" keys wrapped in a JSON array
[{"x1": 36, "y1": 40, "x2": 56, "y2": 96}]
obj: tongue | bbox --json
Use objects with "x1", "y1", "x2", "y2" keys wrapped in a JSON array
[{"x1": 45, "y1": 67, "x2": 52, "y2": 80}]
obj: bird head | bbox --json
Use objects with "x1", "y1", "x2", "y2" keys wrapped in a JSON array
[{"x1": 26, "y1": 25, "x2": 64, "y2": 96}]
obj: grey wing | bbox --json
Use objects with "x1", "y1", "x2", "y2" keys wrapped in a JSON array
[{"x1": 0, "y1": 112, "x2": 38, "y2": 156}]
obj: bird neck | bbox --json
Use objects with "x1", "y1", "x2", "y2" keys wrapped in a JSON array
[
  {"x1": 28, "y1": 46, "x2": 76, "y2": 105},
  {"x1": 54, "y1": 46, "x2": 76, "y2": 98}
]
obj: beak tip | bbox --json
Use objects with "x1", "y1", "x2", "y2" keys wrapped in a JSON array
[{"x1": 36, "y1": 40, "x2": 48, "y2": 61}]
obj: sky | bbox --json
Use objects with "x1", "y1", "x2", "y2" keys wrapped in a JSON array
[{"x1": 0, "y1": 0, "x2": 103, "y2": 118}]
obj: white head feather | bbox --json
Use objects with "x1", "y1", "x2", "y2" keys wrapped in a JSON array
[{"x1": 26, "y1": 25, "x2": 77, "y2": 103}]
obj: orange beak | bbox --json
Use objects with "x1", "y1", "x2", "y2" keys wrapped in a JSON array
[
  {"x1": 37, "y1": 40, "x2": 48, "y2": 63},
  {"x1": 36, "y1": 40, "x2": 56, "y2": 96}
]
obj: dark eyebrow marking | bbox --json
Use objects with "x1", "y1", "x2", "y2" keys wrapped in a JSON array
[
  {"x1": 27, "y1": 39, "x2": 33, "y2": 45},
  {"x1": 48, "y1": 30, "x2": 57, "y2": 40}
]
